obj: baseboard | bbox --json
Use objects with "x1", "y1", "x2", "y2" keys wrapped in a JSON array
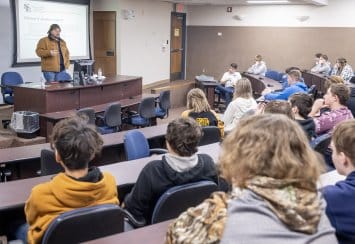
[{"x1": 143, "y1": 79, "x2": 170, "y2": 90}]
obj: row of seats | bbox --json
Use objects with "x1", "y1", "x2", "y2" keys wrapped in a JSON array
[
  {"x1": 40, "y1": 180, "x2": 217, "y2": 243},
  {"x1": 39, "y1": 126, "x2": 222, "y2": 176},
  {"x1": 76, "y1": 90, "x2": 171, "y2": 134}
]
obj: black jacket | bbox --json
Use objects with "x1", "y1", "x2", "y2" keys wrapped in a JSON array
[
  {"x1": 297, "y1": 118, "x2": 316, "y2": 140},
  {"x1": 347, "y1": 87, "x2": 355, "y2": 117},
  {"x1": 124, "y1": 154, "x2": 218, "y2": 224}
]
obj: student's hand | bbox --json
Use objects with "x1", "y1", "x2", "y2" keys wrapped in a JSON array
[
  {"x1": 309, "y1": 98, "x2": 324, "y2": 117},
  {"x1": 255, "y1": 102, "x2": 266, "y2": 115},
  {"x1": 261, "y1": 88, "x2": 272, "y2": 96},
  {"x1": 50, "y1": 50, "x2": 59, "y2": 56}
]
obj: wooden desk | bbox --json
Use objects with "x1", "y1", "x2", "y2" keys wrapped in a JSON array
[
  {"x1": 0, "y1": 143, "x2": 220, "y2": 212},
  {"x1": 302, "y1": 71, "x2": 327, "y2": 95},
  {"x1": 0, "y1": 123, "x2": 168, "y2": 165},
  {"x1": 39, "y1": 93, "x2": 159, "y2": 137},
  {"x1": 195, "y1": 79, "x2": 219, "y2": 108},
  {"x1": 13, "y1": 75, "x2": 142, "y2": 114},
  {"x1": 87, "y1": 220, "x2": 173, "y2": 244},
  {"x1": 242, "y1": 73, "x2": 282, "y2": 94}
]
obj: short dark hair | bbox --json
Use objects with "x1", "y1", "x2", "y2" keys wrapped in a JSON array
[
  {"x1": 289, "y1": 93, "x2": 314, "y2": 119},
  {"x1": 329, "y1": 83, "x2": 350, "y2": 106},
  {"x1": 264, "y1": 100, "x2": 294, "y2": 119},
  {"x1": 47, "y1": 24, "x2": 61, "y2": 34},
  {"x1": 50, "y1": 116, "x2": 103, "y2": 170},
  {"x1": 230, "y1": 63, "x2": 238, "y2": 70},
  {"x1": 315, "y1": 53, "x2": 322, "y2": 58},
  {"x1": 332, "y1": 120, "x2": 355, "y2": 166},
  {"x1": 165, "y1": 117, "x2": 202, "y2": 157},
  {"x1": 321, "y1": 54, "x2": 328, "y2": 61}
]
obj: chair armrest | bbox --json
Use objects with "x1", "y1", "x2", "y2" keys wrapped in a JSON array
[
  {"x1": 149, "y1": 148, "x2": 168, "y2": 155},
  {"x1": 122, "y1": 209, "x2": 146, "y2": 228}
]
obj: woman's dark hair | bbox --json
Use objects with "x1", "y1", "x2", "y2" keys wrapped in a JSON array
[
  {"x1": 165, "y1": 117, "x2": 203, "y2": 157},
  {"x1": 50, "y1": 116, "x2": 103, "y2": 170},
  {"x1": 47, "y1": 24, "x2": 61, "y2": 35}
]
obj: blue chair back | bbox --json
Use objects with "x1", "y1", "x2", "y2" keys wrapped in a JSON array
[
  {"x1": 1, "y1": 72, "x2": 24, "y2": 104},
  {"x1": 124, "y1": 130, "x2": 150, "y2": 160},
  {"x1": 138, "y1": 97, "x2": 156, "y2": 119},
  {"x1": 104, "y1": 103, "x2": 121, "y2": 127},
  {"x1": 265, "y1": 70, "x2": 283, "y2": 81},
  {"x1": 41, "y1": 204, "x2": 124, "y2": 244},
  {"x1": 159, "y1": 90, "x2": 171, "y2": 111},
  {"x1": 151, "y1": 181, "x2": 218, "y2": 224}
]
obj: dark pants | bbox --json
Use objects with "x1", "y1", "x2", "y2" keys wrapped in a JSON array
[{"x1": 215, "y1": 85, "x2": 234, "y2": 106}]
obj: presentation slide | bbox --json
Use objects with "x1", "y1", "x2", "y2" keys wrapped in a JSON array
[{"x1": 15, "y1": 0, "x2": 90, "y2": 64}]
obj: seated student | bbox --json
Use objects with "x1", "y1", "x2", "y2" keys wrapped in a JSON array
[
  {"x1": 215, "y1": 63, "x2": 242, "y2": 106},
  {"x1": 309, "y1": 83, "x2": 353, "y2": 135},
  {"x1": 124, "y1": 117, "x2": 219, "y2": 224},
  {"x1": 289, "y1": 93, "x2": 316, "y2": 140},
  {"x1": 23, "y1": 116, "x2": 118, "y2": 244},
  {"x1": 223, "y1": 78, "x2": 257, "y2": 132},
  {"x1": 247, "y1": 54, "x2": 267, "y2": 76},
  {"x1": 310, "y1": 53, "x2": 323, "y2": 72},
  {"x1": 331, "y1": 58, "x2": 353, "y2": 84},
  {"x1": 166, "y1": 114, "x2": 336, "y2": 243},
  {"x1": 262, "y1": 69, "x2": 307, "y2": 101},
  {"x1": 182, "y1": 88, "x2": 223, "y2": 135},
  {"x1": 323, "y1": 120, "x2": 355, "y2": 243},
  {"x1": 311, "y1": 54, "x2": 331, "y2": 75},
  {"x1": 280, "y1": 66, "x2": 303, "y2": 89}
]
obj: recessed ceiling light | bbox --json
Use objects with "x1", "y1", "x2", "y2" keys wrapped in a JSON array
[{"x1": 247, "y1": 0, "x2": 290, "y2": 4}]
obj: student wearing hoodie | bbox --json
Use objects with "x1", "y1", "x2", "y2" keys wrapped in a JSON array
[
  {"x1": 223, "y1": 78, "x2": 257, "y2": 133},
  {"x1": 247, "y1": 54, "x2": 267, "y2": 76},
  {"x1": 166, "y1": 114, "x2": 336, "y2": 243},
  {"x1": 309, "y1": 83, "x2": 353, "y2": 135},
  {"x1": 124, "y1": 117, "x2": 218, "y2": 225},
  {"x1": 262, "y1": 69, "x2": 308, "y2": 101},
  {"x1": 23, "y1": 116, "x2": 118, "y2": 244},
  {"x1": 323, "y1": 120, "x2": 355, "y2": 243},
  {"x1": 289, "y1": 93, "x2": 316, "y2": 140}
]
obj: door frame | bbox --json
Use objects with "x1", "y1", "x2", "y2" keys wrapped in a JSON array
[{"x1": 170, "y1": 12, "x2": 187, "y2": 81}]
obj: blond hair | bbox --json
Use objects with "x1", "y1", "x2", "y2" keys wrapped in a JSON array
[
  {"x1": 186, "y1": 88, "x2": 211, "y2": 113},
  {"x1": 220, "y1": 114, "x2": 322, "y2": 190},
  {"x1": 324, "y1": 75, "x2": 344, "y2": 91},
  {"x1": 255, "y1": 54, "x2": 263, "y2": 61},
  {"x1": 233, "y1": 78, "x2": 253, "y2": 99}
]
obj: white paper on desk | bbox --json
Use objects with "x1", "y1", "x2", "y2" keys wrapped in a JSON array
[{"x1": 11, "y1": 112, "x2": 24, "y2": 130}]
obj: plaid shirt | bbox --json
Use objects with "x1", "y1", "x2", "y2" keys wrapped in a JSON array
[{"x1": 331, "y1": 64, "x2": 353, "y2": 82}]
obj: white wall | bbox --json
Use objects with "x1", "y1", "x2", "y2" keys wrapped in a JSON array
[
  {"x1": 187, "y1": 0, "x2": 355, "y2": 27},
  {"x1": 93, "y1": 0, "x2": 173, "y2": 85}
]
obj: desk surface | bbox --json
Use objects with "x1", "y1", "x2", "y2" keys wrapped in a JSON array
[
  {"x1": 16, "y1": 75, "x2": 142, "y2": 92},
  {"x1": 40, "y1": 93, "x2": 159, "y2": 121},
  {"x1": 0, "y1": 143, "x2": 220, "y2": 211},
  {"x1": 0, "y1": 123, "x2": 168, "y2": 164},
  {"x1": 242, "y1": 73, "x2": 282, "y2": 91},
  {"x1": 87, "y1": 220, "x2": 172, "y2": 244}
]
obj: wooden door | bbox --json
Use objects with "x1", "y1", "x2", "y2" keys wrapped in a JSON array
[
  {"x1": 170, "y1": 12, "x2": 186, "y2": 81},
  {"x1": 93, "y1": 11, "x2": 117, "y2": 77}
]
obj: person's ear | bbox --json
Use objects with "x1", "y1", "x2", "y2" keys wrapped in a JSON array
[
  {"x1": 338, "y1": 152, "x2": 348, "y2": 168},
  {"x1": 291, "y1": 106, "x2": 298, "y2": 115},
  {"x1": 54, "y1": 149, "x2": 63, "y2": 164}
]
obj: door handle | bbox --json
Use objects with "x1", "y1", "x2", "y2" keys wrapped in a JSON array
[{"x1": 106, "y1": 50, "x2": 115, "y2": 56}]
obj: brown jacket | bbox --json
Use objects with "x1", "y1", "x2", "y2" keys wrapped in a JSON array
[{"x1": 36, "y1": 36, "x2": 70, "y2": 72}]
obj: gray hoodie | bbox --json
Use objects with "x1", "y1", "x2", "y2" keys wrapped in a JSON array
[{"x1": 221, "y1": 190, "x2": 337, "y2": 244}]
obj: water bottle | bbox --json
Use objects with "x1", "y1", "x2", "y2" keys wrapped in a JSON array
[{"x1": 98, "y1": 68, "x2": 103, "y2": 79}]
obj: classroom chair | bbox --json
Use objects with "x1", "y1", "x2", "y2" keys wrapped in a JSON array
[
  {"x1": 307, "y1": 85, "x2": 318, "y2": 100},
  {"x1": 155, "y1": 90, "x2": 171, "y2": 119},
  {"x1": 151, "y1": 181, "x2": 218, "y2": 224},
  {"x1": 96, "y1": 103, "x2": 122, "y2": 134},
  {"x1": 198, "y1": 126, "x2": 221, "y2": 146},
  {"x1": 123, "y1": 130, "x2": 167, "y2": 161},
  {"x1": 77, "y1": 107, "x2": 96, "y2": 125},
  {"x1": 41, "y1": 204, "x2": 125, "y2": 244},
  {"x1": 1, "y1": 72, "x2": 24, "y2": 128},
  {"x1": 128, "y1": 97, "x2": 156, "y2": 127},
  {"x1": 40, "y1": 149, "x2": 63, "y2": 176}
]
